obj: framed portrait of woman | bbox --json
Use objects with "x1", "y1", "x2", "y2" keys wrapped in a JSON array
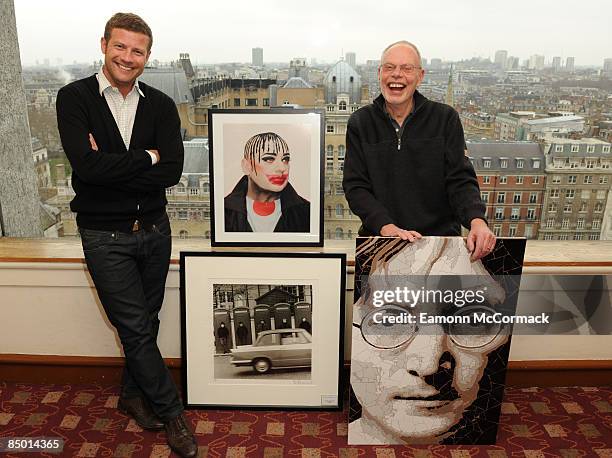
[{"x1": 208, "y1": 109, "x2": 324, "y2": 246}]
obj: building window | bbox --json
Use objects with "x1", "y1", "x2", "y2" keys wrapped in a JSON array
[
  {"x1": 596, "y1": 190, "x2": 607, "y2": 199},
  {"x1": 166, "y1": 188, "x2": 173, "y2": 195},
  {"x1": 529, "y1": 192, "x2": 537, "y2": 203},
  {"x1": 544, "y1": 234, "x2": 554, "y2": 240},
  {"x1": 511, "y1": 208, "x2": 520, "y2": 220},
  {"x1": 509, "y1": 225, "x2": 517, "y2": 237},
  {"x1": 338, "y1": 145, "x2": 345, "y2": 159},
  {"x1": 483, "y1": 160, "x2": 491, "y2": 168},
  {"x1": 585, "y1": 159, "x2": 595, "y2": 168},
  {"x1": 516, "y1": 159, "x2": 524, "y2": 168},
  {"x1": 525, "y1": 224, "x2": 533, "y2": 238},
  {"x1": 326, "y1": 124, "x2": 334, "y2": 133},
  {"x1": 327, "y1": 105, "x2": 334, "y2": 112},
  {"x1": 564, "y1": 203, "x2": 572, "y2": 213},
  {"x1": 178, "y1": 210, "x2": 188, "y2": 220},
  {"x1": 571, "y1": 144, "x2": 579, "y2": 153},
  {"x1": 493, "y1": 225, "x2": 502, "y2": 236},
  {"x1": 577, "y1": 218, "x2": 585, "y2": 229},
  {"x1": 189, "y1": 188, "x2": 199, "y2": 195},
  {"x1": 326, "y1": 159, "x2": 334, "y2": 173},
  {"x1": 326, "y1": 145, "x2": 334, "y2": 157},
  {"x1": 579, "y1": 201, "x2": 588, "y2": 212},
  {"x1": 559, "y1": 234, "x2": 569, "y2": 240},
  {"x1": 568, "y1": 175, "x2": 577, "y2": 184},
  {"x1": 335, "y1": 227, "x2": 344, "y2": 239},
  {"x1": 574, "y1": 234, "x2": 584, "y2": 240},
  {"x1": 246, "y1": 98, "x2": 258, "y2": 106},
  {"x1": 234, "y1": 98, "x2": 240, "y2": 107},
  {"x1": 497, "y1": 192, "x2": 505, "y2": 203},
  {"x1": 584, "y1": 175, "x2": 593, "y2": 184},
  {"x1": 481, "y1": 192, "x2": 489, "y2": 203},
  {"x1": 561, "y1": 219, "x2": 569, "y2": 228},
  {"x1": 546, "y1": 218, "x2": 555, "y2": 228},
  {"x1": 550, "y1": 189, "x2": 559, "y2": 198},
  {"x1": 335, "y1": 204, "x2": 344, "y2": 217},
  {"x1": 527, "y1": 208, "x2": 535, "y2": 220},
  {"x1": 532, "y1": 159, "x2": 540, "y2": 168},
  {"x1": 552, "y1": 175, "x2": 561, "y2": 184},
  {"x1": 176, "y1": 184, "x2": 186, "y2": 194},
  {"x1": 516, "y1": 176, "x2": 524, "y2": 184},
  {"x1": 592, "y1": 219, "x2": 601, "y2": 229},
  {"x1": 600, "y1": 176, "x2": 609, "y2": 184},
  {"x1": 595, "y1": 202, "x2": 603, "y2": 212},
  {"x1": 586, "y1": 145, "x2": 595, "y2": 153},
  {"x1": 532, "y1": 175, "x2": 540, "y2": 184},
  {"x1": 548, "y1": 202, "x2": 557, "y2": 212},
  {"x1": 482, "y1": 175, "x2": 490, "y2": 184},
  {"x1": 495, "y1": 207, "x2": 504, "y2": 220},
  {"x1": 513, "y1": 193, "x2": 521, "y2": 203},
  {"x1": 555, "y1": 145, "x2": 563, "y2": 152},
  {"x1": 179, "y1": 230, "x2": 188, "y2": 239},
  {"x1": 263, "y1": 98, "x2": 270, "y2": 106},
  {"x1": 565, "y1": 189, "x2": 575, "y2": 199},
  {"x1": 581, "y1": 189, "x2": 590, "y2": 199},
  {"x1": 339, "y1": 101, "x2": 347, "y2": 111},
  {"x1": 589, "y1": 234, "x2": 600, "y2": 240},
  {"x1": 499, "y1": 176, "x2": 507, "y2": 184},
  {"x1": 500, "y1": 159, "x2": 508, "y2": 168},
  {"x1": 602, "y1": 145, "x2": 610, "y2": 153}
]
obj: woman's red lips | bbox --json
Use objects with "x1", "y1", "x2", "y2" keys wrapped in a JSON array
[{"x1": 267, "y1": 174, "x2": 288, "y2": 185}]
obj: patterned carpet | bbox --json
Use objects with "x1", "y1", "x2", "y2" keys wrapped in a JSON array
[{"x1": 0, "y1": 382, "x2": 611, "y2": 457}]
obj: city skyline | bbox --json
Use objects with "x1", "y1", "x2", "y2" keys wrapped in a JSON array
[{"x1": 15, "y1": 0, "x2": 612, "y2": 66}]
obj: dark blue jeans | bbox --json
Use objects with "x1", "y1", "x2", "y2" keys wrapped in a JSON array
[{"x1": 79, "y1": 214, "x2": 182, "y2": 421}]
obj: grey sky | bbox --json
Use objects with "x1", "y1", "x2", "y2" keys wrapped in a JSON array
[{"x1": 15, "y1": 0, "x2": 612, "y2": 66}]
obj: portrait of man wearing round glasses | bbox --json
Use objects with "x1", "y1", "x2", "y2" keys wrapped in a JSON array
[{"x1": 349, "y1": 237, "x2": 519, "y2": 445}]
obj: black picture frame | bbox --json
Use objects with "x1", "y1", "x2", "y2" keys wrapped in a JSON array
[
  {"x1": 180, "y1": 251, "x2": 346, "y2": 410},
  {"x1": 208, "y1": 109, "x2": 325, "y2": 247}
]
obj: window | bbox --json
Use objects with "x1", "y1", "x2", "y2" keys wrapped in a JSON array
[
  {"x1": 327, "y1": 105, "x2": 334, "y2": 112},
  {"x1": 493, "y1": 225, "x2": 502, "y2": 236},
  {"x1": 527, "y1": 208, "x2": 535, "y2": 220},
  {"x1": 596, "y1": 190, "x2": 607, "y2": 199},
  {"x1": 497, "y1": 192, "x2": 505, "y2": 203},
  {"x1": 571, "y1": 144, "x2": 579, "y2": 153},
  {"x1": 581, "y1": 189, "x2": 590, "y2": 199},
  {"x1": 586, "y1": 145, "x2": 595, "y2": 153},
  {"x1": 532, "y1": 159, "x2": 540, "y2": 169},
  {"x1": 555, "y1": 145, "x2": 563, "y2": 152},
  {"x1": 586, "y1": 159, "x2": 595, "y2": 168},
  {"x1": 179, "y1": 230, "x2": 188, "y2": 239},
  {"x1": 202, "y1": 182, "x2": 210, "y2": 193},
  {"x1": 338, "y1": 145, "x2": 345, "y2": 159},
  {"x1": 546, "y1": 218, "x2": 555, "y2": 228},
  {"x1": 246, "y1": 98, "x2": 258, "y2": 106},
  {"x1": 176, "y1": 183, "x2": 186, "y2": 194},
  {"x1": 509, "y1": 225, "x2": 517, "y2": 237},
  {"x1": 544, "y1": 234, "x2": 554, "y2": 240},
  {"x1": 592, "y1": 219, "x2": 601, "y2": 229},
  {"x1": 550, "y1": 189, "x2": 559, "y2": 198},
  {"x1": 326, "y1": 145, "x2": 334, "y2": 157},
  {"x1": 178, "y1": 210, "x2": 188, "y2": 220},
  {"x1": 499, "y1": 176, "x2": 507, "y2": 184},
  {"x1": 600, "y1": 176, "x2": 609, "y2": 184},
  {"x1": 532, "y1": 176, "x2": 540, "y2": 184},
  {"x1": 263, "y1": 98, "x2": 269, "y2": 106},
  {"x1": 482, "y1": 175, "x2": 490, "y2": 184},
  {"x1": 568, "y1": 175, "x2": 577, "y2": 184},
  {"x1": 189, "y1": 188, "x2": 198, "y2": 195},
  {"x1": 516, "y1": 159, "x2": 524, "y2": 168},
  {"x1": 500, "y1": 159, "x2": 508, "y2": 168},
  {"x1": 603, "y1": 145, "x2": 610, "y2": 153},
  {"x1": 561, "y1": 219, "x2": 569, "y2": 228},
  {"x1": 339, "y1": 101, "x2": 347, "y2": 111},
  {"x1": 548, "y1": 202, "x2": 557, "y2": 212},
  {"x1": 589, "y1": 234, "x2": 600, "y2": 240},
  {"x1": 577, "y1": 218, "x2": 584, "y2": 229},
  {"x1": 483, "y1": 160, "x2": 491, "y2": 169},
  {"x1": 552, "y1": 175, "x2": 561, "y2": 184},
  {"x1": 513, "y1": 193, "x2": 521, "y2": 203},
  {"x1": 326, "y1": 124, "x2": 334, "y2": 133},
  {"x1": 495, "y1": 207, "x2": 504, "y2": 220},
  {"x1": 335, "y1": 227, "x2": 344, "y2": 239},
  {"x1": 602, "y1": 161, "x2": 610, "y2": 169},
  {"x1": 559, "y1": 234, "x2": 569, "y2": 240},
  {"x1": 579, "y1": 201, "x2": 588, "y2": 212},
  {"x1": 565, "y1": 189, "x2": 575, "y2": 199},
  {"x1": 233, "y1": 98, "x2": 240, "y2": 107},
  {"x1": 516, "y1": 176, "x2": 524, "y2": 184},
  {"x1": 481, "y1": 192, "x2": 489, "y2": 203},
  {"x1": 511, "y1": 208, "x2": 520, "y2": 220},
  {"x1": 166, "y1": 188, "x2": 173, "y2": 195},
  {"x1": 529, "y1": 192, "x2": 537, "y2": 203},
  {"x1": 584, "y1": 175, "x2": 593, "y2": 184},
  {"x1": 574, "y1": 234, "x2": 584, "y2": 240},
  {"x1": 564, "y1": 203, "x2": 572, "y2": 213},
  {"x1": 326, "y1": 158, "x2": 334, "y2": 173},
  {"x1": 335, "y1": 204, "x2": 344, "y2": 217},
  {"x1": 525, "y1": 224, "x2": 533, "y2": 238}
]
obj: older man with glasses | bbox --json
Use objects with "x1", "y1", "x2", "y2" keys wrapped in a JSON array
[{"x1": 342, "y1": 41, "x2": 495, "y2": 260}]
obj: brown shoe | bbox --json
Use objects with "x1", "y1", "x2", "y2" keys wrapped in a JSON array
[
  {"x1": 165, "y1": 414, "x2": 197, "y2": 458},
  {"x1": 118, "y1": 396, "x2": 164, "y2": 430}
]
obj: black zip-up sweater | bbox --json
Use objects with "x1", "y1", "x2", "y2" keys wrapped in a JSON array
[
  {"x1": 342, "y1": 91, "x2": 485, "y2": 236},
  {"x1": 56, "y1": 74, "x2": 184, "y2": 232}
]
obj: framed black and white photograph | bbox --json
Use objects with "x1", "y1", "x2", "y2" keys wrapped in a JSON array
[
  {"x1": 180, "y1": 252, "x2": 345, "y2": 409},
  {"x1": 208, "y1": 109, "x2": 324, "y2": 246}
]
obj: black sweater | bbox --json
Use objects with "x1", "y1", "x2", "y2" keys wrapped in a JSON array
[
  {"x1": 342, "y1": 91, "x2": 485, "y2": 236},
  {"x1": 56, "y1": 74, "x2": 184, "y2": 231}
]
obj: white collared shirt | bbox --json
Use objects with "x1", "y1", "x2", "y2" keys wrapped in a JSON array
[{"x1": 96, "y1": 70, "x2": 157, "y2": 164}]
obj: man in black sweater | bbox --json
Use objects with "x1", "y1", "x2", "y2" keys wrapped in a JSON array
[
  {"x1": 56, "y1": 13, "x2": 196, "y2": 458},
  {"x1": 342, "y1": 41, "x2": 495, "y2": 261}
]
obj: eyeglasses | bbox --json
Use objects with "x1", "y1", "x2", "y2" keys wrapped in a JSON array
[
  {"x1": 380, "y1": 63, "x2": 422, "y2": 75},
  {"x1": 352, "y1": 304, "x2": 504, "y2": 350}
]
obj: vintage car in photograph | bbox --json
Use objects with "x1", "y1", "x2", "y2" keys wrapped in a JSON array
[{"x1": 230, "y1": 328, "x2": 312, "y2": 374}]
